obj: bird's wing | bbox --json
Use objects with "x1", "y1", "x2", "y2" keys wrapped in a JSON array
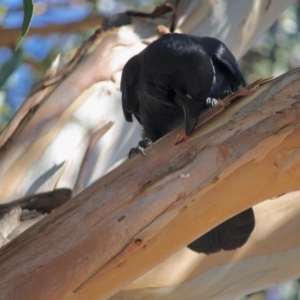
[
  {"x1": 188, "y1": 208, "x2": 255, "y2": 254},
  {"x1": 200, "y1": 37, "x2": 246, "y2": 89},
  {"x1": 121, "y1": 55, "x2": 141, "y2": 123},
  {"x1": 213, "y1": 45, "x2": 246, "y2": 89}
]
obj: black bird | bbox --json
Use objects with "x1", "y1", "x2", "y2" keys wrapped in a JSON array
[
  {"x1": 122, "y1": 33, "x2": 214, "y2": 143},
  {"x1": 121, "y1": 33, "x2": 254, "y2": 254}
]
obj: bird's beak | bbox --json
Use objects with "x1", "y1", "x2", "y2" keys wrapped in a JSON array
[{"x1": 181, "y1": 95, "x2": 204, "y2": 136}]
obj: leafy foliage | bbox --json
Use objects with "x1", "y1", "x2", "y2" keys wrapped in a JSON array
[
  {"x1": 16, "y1": 0, "x2": 34, "y2": 49},
  {"x1": 0, "y1": 48, "x2": 22, "y2": 87}
]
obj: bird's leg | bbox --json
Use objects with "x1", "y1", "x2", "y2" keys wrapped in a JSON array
[{"x1": 128, "y1": 138, "x2": 153, "y2": 158}]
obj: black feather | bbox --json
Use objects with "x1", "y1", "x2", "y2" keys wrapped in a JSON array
[{"x1": 121, "y1": 33, "x2": 254, "y2": 254}]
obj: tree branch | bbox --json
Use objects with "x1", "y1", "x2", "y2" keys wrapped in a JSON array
[
  {"x1": 113, "y1": 191, "x2": 300, "y2": 299},
  {"x1": 0, "y1": 15, "x2": 104, "y2": 47},
  {"x1": 0, "y1": 67, "x2": 300, "y2": 300}
]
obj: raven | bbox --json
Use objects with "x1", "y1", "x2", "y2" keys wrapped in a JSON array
[
  {"x1": 122, "y1": 33, "x2": 214, "y2": 142},
  {"x1": 121, "y1": 33, "x2": 254, "y2": 254}
]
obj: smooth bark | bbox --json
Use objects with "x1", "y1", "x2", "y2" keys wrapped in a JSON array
[{"x1": 0, "y1": 67, "x2": 300, "y2": 300}]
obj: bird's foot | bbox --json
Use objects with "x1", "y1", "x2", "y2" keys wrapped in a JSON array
[
  {"x1": 205, "y1": 97, "x2": 219, "y2": 108},
  {"x1": 206, "y1": 90, "x2": 233, "y2": 107},
  {"x1": 129, "y1": 138, "x2": 153, "y2": 158}
]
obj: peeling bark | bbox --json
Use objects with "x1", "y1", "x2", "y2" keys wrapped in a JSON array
[
  {"x1": 0, "y1": 67, "x2": 300, "y2": 300},
  {"x1": 0, "y1": 1, "x2": 299, "y2": 299}
]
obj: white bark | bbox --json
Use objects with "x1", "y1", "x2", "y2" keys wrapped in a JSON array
[
  {"x1": 0, "y1": 65, "x2": 300, "y2": 300},
  {"x1": 0, "y1": 1, "x2": 299, "y2": 300},
  {"x1": 113, "y1": 192, "x2": 300, "y2": 300},
  {"x1": 0, "y1": 0, "x2": 295, "y2": 205},
  {"x1": 173, "y1": 0, "x2": 297, "y2": 58}
]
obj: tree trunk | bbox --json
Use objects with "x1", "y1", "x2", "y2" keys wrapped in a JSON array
[
  {"x1": 0, "y1": 67, "x2": 300, "y2": 300},
  {"x1": 0, "y1": 1, "x2": 299, "y2": 300},
  {"x1": 113, "y1": 191, "x2": 300, "y2": 300}
]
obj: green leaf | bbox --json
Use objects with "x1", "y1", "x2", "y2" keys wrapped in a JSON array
[
  {"x1": 16, "y1": 0, "x2": 34, "y2": 49},
  {"x1": 0, "y1": 48, "x2": 23, "y2": 88}
]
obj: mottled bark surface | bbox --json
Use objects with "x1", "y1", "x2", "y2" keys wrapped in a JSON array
[
  {"x1": 1, "y1": 67, "x2": 300, "y2": 300},
  {"x1": 0, "y1": 1, "x2": 299, "y2": 300}
]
